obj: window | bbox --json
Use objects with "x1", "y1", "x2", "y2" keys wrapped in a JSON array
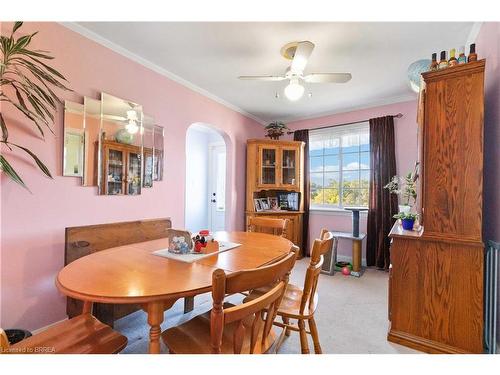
[{"x1": 309, "y1": 122, "x2": 370, "y2": 209}]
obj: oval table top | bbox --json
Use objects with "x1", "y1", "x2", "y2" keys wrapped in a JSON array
[{"x1": 56, "y1": 231, "x2": 293, "y2": 304}]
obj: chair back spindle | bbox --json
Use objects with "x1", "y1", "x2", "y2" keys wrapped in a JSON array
[
  {"x1": 247, "y1": 217, "x2": 289, "y2": 238},
  {"x1": 210, "y1": 249, "x2": 296, "y2": 354},
  {"x1": 300, "y1": 230, "x2": 335, "y2": 315}
]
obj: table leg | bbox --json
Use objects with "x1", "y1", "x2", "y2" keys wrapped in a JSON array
[
  {"x1": 352, "y1": 239, "x2": 362, "y2": 272},
  {"x1": 145, "y1": 299, "x2": 176, "y2": 354},
  {"x1": 184, "y1": 296, "x2": 194, "y2": 313},
  {"x1": 82, "y1": 301, "x2": 93, "y2": 314},
  {"x1": 146, "y1": 302, "x2": 165, "y2": 354}
]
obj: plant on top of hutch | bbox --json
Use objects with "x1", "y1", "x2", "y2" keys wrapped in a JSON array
[
  {"x1": 246, "y1": 139, "x2": 305, "y2": 253},
  {"x1": 264, "y1": 121, "x2": 290, "y2": 140}
]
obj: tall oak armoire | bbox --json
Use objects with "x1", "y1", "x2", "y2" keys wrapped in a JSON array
[{"x1": 388, "y1": 60, "x2": 485, "y2": 353}]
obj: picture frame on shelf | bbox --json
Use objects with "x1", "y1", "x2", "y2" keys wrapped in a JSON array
[
  {"x1": 269, "y1": 197, "x2": 279, "y2": 210},
  {"x1": 259, "y1": 198, "x2": 270, "y2": 210},
  {"x1": 254, "y1": 198, "x2": 263, "y2": 212}
]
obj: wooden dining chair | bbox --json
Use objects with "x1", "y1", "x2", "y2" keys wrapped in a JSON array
[
  {"x1": 0, "y1": 312, "x2": 127, "y2": 354},
  {"x1": 245, "y1": 229, "x2": 335, "y2": 354},
  {"x1": 247, "y1": 216, "x2": 289, "y2": 238},
  {"x1": 161, "y1": 248, "x2": 297, "y2": 354}
]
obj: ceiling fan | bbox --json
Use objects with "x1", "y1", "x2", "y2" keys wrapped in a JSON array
[
  {"x1": 102, "y1": 101, "x2": 141, "y2": 134},
  {"x1": 238, "y1": 41, "x2": 352, "y2": 101}
]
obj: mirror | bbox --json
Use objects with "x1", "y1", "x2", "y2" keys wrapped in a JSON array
[
  {"x1": 99, "y1": 93, "x2": 143, "y2": 195},
  {"x1": 142, "y1": 116, "x2": 155, "y2": 188},
  {"x1": 153, "y1": 125, "x2": 164, "y2": 181},
  {"x1": 82, "y1": 97, "x2": 101, "y2": 186},
  {"x1": 63, "y1": 101, "x2": 84, "y2": 177}
]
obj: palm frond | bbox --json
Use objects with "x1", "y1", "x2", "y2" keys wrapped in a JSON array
[{"x1": 0, "y1": 22, "x2": 71, "y2": 189}]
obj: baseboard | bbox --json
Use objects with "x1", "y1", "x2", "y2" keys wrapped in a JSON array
[
  {"x1": 388, "y1": 328, "x2": 479, "y2": 354},
  {"x1": 336, "y1": 254, "x2": 367, "y2": 267},
  {"x1": 31, "y1": 318, "x2": 68, "y2": 335}
]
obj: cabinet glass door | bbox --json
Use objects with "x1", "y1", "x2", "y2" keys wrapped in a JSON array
[
  {"x1": 107, "y1": 149, "x2": 125, "y2": 195},
  {"x1": 259, "y1": 147, "x2": 277, "y2": 186},
  {"x1": 127, "y1": 152, "x2": 142, "y2": 195},
  {"x1": 281, "y1": 148, "x2": 297, "y2": 186},
  {"x1": 143, "y1": 150, "x2": 153, "y2": 188}
]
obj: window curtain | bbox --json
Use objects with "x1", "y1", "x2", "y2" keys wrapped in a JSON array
[
  {"x1": 293, "y1": 129, "x2": 310, "y2": 257},
  {"x1": 366, "y1": 116, "x2": 398, "y2": 269}
]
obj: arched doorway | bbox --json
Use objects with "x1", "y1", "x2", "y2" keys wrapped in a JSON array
[{"x1": 185, "y1": 123, "x2": 228, "y2": 233}]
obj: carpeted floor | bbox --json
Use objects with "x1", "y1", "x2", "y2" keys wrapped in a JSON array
[{"x1": 115, "y1": 258, "x2": 420, "y2": 354}]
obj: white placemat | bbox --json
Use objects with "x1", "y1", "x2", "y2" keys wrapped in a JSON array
[{"x1": 152, "y1": 241, "x2": 241, "y2": 263}]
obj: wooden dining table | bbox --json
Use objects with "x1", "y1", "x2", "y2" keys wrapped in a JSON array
[{"x1": 56, "y1": 231, "x2": 293, "y2": 353}]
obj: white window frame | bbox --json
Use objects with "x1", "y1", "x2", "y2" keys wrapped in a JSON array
[{"x1": 309, "y1": 121, "x2": 370, "y2": 211}]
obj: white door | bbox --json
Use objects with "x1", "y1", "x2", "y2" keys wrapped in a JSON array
[{"x1": 208, "y1": 144, "x2": 226, "y2": 232}]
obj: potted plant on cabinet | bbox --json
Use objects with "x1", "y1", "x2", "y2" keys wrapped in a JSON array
[
  {"x1": 384, "y1": 162, "x2": 420, "y2": 230},
  {"x1": 384, "y1": 162, "x2": 419, "y2": 213},
  {"x1": 393, "y1": 212, "x2": 419, "y2": 231}
]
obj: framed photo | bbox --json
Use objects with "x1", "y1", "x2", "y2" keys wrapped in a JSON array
[
  {"x1": 254, "y1": 198, "x2": 263, "y2": 212},
  {"x1": 269, "y1": 197, "x2": 279, "y2": 210},
  {"x1": 259, "y1": 198, "x2": 270, "y2": 211}
]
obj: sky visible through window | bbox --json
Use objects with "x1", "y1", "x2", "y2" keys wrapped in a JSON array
[{"x1": 309, "y1": 122, "x2": 370, "y2": 209}]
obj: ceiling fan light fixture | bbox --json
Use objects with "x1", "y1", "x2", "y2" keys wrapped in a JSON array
[
  {"x1": 284, "y1": 78, "x2": 305, "y2": 101},
  {"x1": 126, "y1": 110, "x2": 138, "y2": 121},
  {"x1": 126, "y1": 119, "x2": 139, "y2": 134}
]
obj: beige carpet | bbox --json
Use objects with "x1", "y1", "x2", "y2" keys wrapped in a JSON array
[{"x1": 115, "y1": 258, "x2": 419, "y2": 354}]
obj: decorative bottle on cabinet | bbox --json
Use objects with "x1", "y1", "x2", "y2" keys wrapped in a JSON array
[
  {"x1": 388, "y1": 60, "x2": 485, "y2": 354},
  {"x1": 246, "y1": 139, "x2": 305, "y2": 253}
]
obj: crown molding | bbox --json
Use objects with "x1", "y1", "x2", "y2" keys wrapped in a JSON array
[
  {"x1": 278, "y1": 93, "x2": 417, "y2": 124},
  {"x1": 59, "y1": 22, "x2": 267, "y2": 125}
]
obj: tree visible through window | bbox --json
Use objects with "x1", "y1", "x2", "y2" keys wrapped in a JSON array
[{"x1": 309, "y1": 122, "x2": 370, "y2": 209}]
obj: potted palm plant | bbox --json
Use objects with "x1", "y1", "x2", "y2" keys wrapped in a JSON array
[
  {"x1": 1, "y1": 22, "x2": 71, "y2": 190},
  {"x1": 1, "y1": 21, "x2": 70, "y2": 344}
]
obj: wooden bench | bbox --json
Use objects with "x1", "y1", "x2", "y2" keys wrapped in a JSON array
[
  {"x1": 65, "y1": 218, "x2": 172, "y2": 327},
  {"x1": 1, "y1": 314, "x2": 127, "y2": 354}
]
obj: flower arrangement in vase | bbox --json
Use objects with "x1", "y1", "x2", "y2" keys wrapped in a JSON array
[{"x1": 384, "y1": 162, "x2": 420, "y2": 230}]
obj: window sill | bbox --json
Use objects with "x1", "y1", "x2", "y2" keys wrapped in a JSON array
[{"x1": 310, "y1": 207, "x2": 369, "y2": 216}]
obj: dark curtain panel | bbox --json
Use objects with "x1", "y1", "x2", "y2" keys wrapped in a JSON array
[
  {"x1": 366, "y1": 116, "x2": 398, "y2": 269},
  {"x1": 293, "y1": 129, "x2": 310, "y2": 257}
]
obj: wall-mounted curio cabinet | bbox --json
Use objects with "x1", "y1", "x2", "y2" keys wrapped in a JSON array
[{"x1": 62, "y1": 92, "x2": 165, "y2": 195}]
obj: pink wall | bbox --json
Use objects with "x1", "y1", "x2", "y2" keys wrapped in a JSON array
[
  {"x1": 287, "y1": 100, "x2": 419, "y2": 260},
  {"x1": 0, "y1": 22, "x2": 263, "y2": 330},
  {"x1": 476, "y1": 21, "x2": 500, "y2": 350}
]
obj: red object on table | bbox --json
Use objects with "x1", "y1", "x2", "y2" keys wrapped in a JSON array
[{"x1": 199, "y1": 230, "x2": 210, "y2": 236}]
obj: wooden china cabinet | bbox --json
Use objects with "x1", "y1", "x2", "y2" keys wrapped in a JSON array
[
  {"x1": 101, "y1": 140, "x2": 142, "y2": 195},
  {"x1": 246, "y1": 139, "x2": 305, "y2": 253},
  {"x1": 388, "y1": 60, "x2": 485, "y2": 353}
]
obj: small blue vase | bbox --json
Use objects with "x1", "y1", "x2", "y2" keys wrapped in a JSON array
[{"x1": 401, "y1": 218, "x2": 415, "y2": 230}]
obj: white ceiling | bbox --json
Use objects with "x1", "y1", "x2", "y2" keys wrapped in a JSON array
[{"x1": 71, "y1": 22, "x2": 475, "y2": 124}]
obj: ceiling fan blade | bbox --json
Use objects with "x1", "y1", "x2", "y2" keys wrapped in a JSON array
[
  {"x1": 290, "y1": 41, "x2": 315, "y2": 74},
  {"x1": 238, "y1": 75, "x2": 286, "y2": 81},
  {"x1": 303, "y1": 73, "x2": 352, "y2": 83}
]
